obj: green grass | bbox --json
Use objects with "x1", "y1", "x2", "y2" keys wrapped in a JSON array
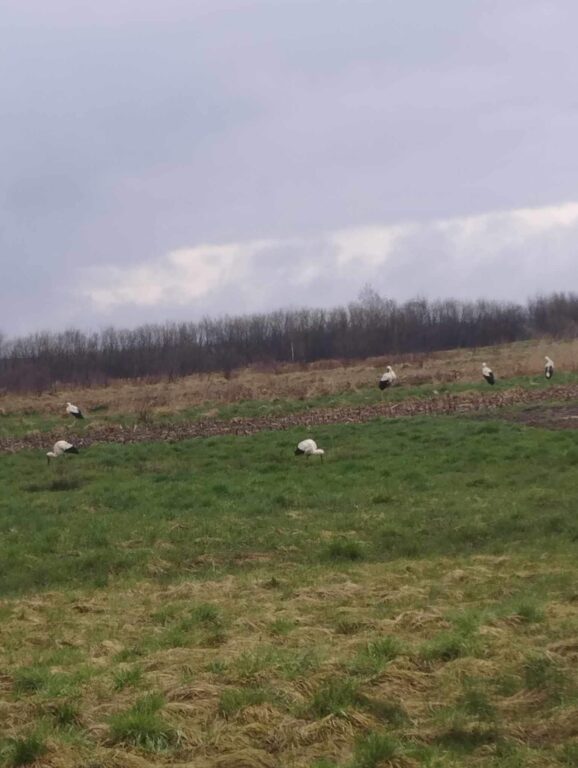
[
  {"x1": 432, "y1": 679, "x2": 500, "y2": 751},
  {"x1": 112, "y1": 665, "x2": 143, "y2": 691},
  {"x1": 12, "y1": 662, "x2": 94, "y2": 699},
  {"x1": 268, "y1": 617, "x2": 296, "y2": 636},
  {"x1": 308, "y1": 678, "x2": 363, "y2": 717},
  {"x1": 2, "y1": 414, "x2": 578, "y2": 596},
  {"x1": 48, "y1": 699, "x2": 82, "y2": 728},
  {"x1": 1, "y1": 733, "x2": 47, "y2": 767},
  {"x1": 523, "y1": 653, "x2": 568, "y2": 701},
  {"x1": 560, "y1": 742, "x2": 578, "y2": 766},
  {"x1": 218, "y1": 686, "x2": 271, "y2": 717},
  {"x1": 457, "y1": 686, "x2": 497, "y2": 721},
  {"x1": 420, "y1": 626, "x2": 483, "y2": 663},
  {"x1": 108, "y1": 693, "x2": 179, "y2": 751},
  {"x1": 12, "y1": 666, "x2": 50, "y2": 695},
  {"x1": 325, "y1": 539, "x2": 366, "y2": 562},
  {"x1": 3, "y1": 398, "x2": 578, "y2": 767},
  {"x1": 350, "y1": 731, "x2": 400, "y2": 768},
  {"x1": 349, "y1": 636, "x2": 402, "y2": 675}
]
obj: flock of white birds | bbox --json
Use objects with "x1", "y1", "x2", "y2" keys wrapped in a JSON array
[{"x1": 46, "y1": 355, "x2": 556, "y2": 463}]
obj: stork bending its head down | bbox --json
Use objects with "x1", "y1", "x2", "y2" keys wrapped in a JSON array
[
  {"x1": 46, "y1": 440, "x2": 79, "y2": 463},
  {"x1": 295, "y1": 439, "x2": 325, "y2": 460}
]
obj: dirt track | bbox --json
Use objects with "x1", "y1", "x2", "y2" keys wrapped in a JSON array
[
  {"x1": 3, "y1": 383, "x2": 578, "y2": 455},
  {"x1": 496, "y1": 402, "x2": 578, "y2": 430}
]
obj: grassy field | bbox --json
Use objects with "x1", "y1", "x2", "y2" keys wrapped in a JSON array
[
  {"x1": 2, "y1": 416, "x2": 578, "y2": 594},
  {"x1": 1, "y1": 412, "x2": 578, "y2": 766}
]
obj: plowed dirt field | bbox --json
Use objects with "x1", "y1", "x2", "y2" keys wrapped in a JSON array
[{"x1": 4, "y1": 383, "x2": 578, "y2": 454}]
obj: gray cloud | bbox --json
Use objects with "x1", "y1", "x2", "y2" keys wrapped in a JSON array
[
  {"x1": 2, "y1": 1, "x2": 578, "y2": 335},
  {"x1": 78, "y1": 202, "x2": 578, "y2": 325}
]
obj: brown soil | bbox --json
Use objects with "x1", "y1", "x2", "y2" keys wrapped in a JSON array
[
  {"x1": 5, "y1": 383, "x2": 578, "y2": 455},
  {"x1": 497, "y1": 402, "x2": 578, "y2": 429}
]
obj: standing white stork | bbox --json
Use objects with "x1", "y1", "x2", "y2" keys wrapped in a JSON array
[
  {"x1": 46, "y1": 440, "x2": 79, "y2": 463},
  {"x1": 294, "y1": 439, "x2": 325, "y2": 460},
  {"x1": 379, "y1": 366, "x2": 397, "y2": 390},
  {"x1": 544, "y1": 356, "x2": 554, "y2": 379},
  {"x1": 66, "y1": 402, "x2": 84, "y2": 419},
  {"x1": 482, "y1": 363, "x2": 495, "y2": 385}
]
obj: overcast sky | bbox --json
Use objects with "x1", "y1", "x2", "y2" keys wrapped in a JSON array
[{"x1": 2, "y1": 0, "x2": 578, "y2": 337}]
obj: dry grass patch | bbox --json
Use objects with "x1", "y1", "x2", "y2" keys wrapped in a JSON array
[
  {"x1": 0, "y1": 556, "x2": 577, "y2": 765},
  {"x1": 3, "y1": 337, "x2": 578, "y2": 420}
]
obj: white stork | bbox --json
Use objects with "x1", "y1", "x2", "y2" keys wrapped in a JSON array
[
  {"x1": 46, "y1": 440, "x2": 79, "y2": 463},
  {"x1": 379, "y1": 366, "x2": 397, "y2": 390},
  {"x1": 482, "y1": 363, "x2": 495, "y2": 385},
  {"x1": 66, "y1": 402, "x2": 84, "y2": 419},
  {"x1": 544, "y1": 356, "x2": 554, "y2": 380},
  {"x1": 294, "y1": 438, "x2": 325, "y2": 460}
]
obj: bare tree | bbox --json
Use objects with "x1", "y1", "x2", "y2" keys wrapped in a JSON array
[{"x1": 1, "y1": 291, "x2": 575, "y2": 393}]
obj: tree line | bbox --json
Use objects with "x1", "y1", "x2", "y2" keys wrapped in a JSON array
[{"x1": 1, "y1": 291, "x2": 577, "y2": 393}]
